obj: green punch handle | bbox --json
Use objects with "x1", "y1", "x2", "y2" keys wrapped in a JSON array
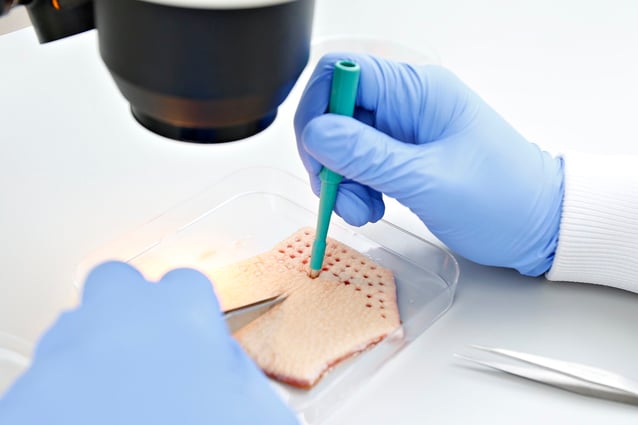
[{"x1": 310, "y1": 60, "x2": 361, "y2": 275}]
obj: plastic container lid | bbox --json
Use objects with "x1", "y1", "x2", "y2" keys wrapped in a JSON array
[
  {"x1": 76, "y1": 167, "x2": 459, "y2": 424},
  {"x1": 0, "y1": 332, "x2": 32, "y2": 396}
]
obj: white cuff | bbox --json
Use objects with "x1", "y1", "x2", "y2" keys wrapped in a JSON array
[{"x1": 546, "y1": 152, "x2": 638, "y2": 292}]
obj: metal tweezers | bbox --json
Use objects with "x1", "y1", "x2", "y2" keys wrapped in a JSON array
[
  {"x1": 223, "y1": 294, "x2": 286, "y2": 334},
  {"x1": 454, "y1": 345, "x2": 638, "y2": 405}
]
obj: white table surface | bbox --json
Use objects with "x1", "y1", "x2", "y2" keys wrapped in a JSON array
[{"x1": 2, "y1": 0, "x2": 638, "y2": 423}]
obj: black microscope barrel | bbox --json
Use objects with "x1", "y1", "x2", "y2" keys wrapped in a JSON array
[
  {"x1": 94, "y1": 0, "x2": 315, "y2": 143},
  {"x1": 25, "y1": 0, "x2": 94, "y2": 43}
]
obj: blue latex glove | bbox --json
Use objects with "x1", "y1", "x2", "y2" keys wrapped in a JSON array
[
  {"x1": 295, "y1": 53, "x2": 564, "y2": 276},
  {"x1": 0, "y1": 261, "x2": 297, "y2": 425}
]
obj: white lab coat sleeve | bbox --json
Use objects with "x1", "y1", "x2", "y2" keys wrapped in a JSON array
[{"x1": 546, "y1": 152, "x2": 638, "y2": 292}]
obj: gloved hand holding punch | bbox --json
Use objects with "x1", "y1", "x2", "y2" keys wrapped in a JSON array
[
  {"x1": 0, "y1": 262, "x2": 297, "y2": 425},
  {"x1": 295, "y1": 53, "x2": 565, "y2": 276}
]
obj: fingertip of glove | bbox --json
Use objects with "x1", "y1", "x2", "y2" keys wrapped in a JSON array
[
  {"x1": 335, "y1": 186, "x2": 384, "y2": 227},
  {"x1": 309, "y1": 175, "x2": 322, "y2": 197},
  {"x1": 302, "y1": 115, "x2": 357, "y2": 153},
  {"x1": 158, "y1": 268, "x2": 222, "y2": 314},
  {"x1": 158, "y1": 268, "x2": 214, "y2": 294},
  {"x1": 81, "y1": 261, "x2": 146, "y2": 304},
  {"x1": 88, "y1": 260, "x2": 142, "y2": 277}
]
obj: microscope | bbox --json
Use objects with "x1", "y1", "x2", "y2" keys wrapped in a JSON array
[{"x1": 1, "y1": 0, "x2": 315, "y2": 143}]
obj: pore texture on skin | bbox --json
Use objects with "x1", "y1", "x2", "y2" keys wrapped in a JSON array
[{"x1": 207, "y1": 227, "x2": 400, "y2": 389}]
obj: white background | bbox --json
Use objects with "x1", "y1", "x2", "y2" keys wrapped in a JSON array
[{"x1": 1, "y1": 0, "x2": 638, "y2": 424}]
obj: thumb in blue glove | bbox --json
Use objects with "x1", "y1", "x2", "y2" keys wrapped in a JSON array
[
  {"x1": 295, "y1": 53, "x2": 564, "y2": 276},
  {"x1": 0, "y1": 261, "x2": 297, "y2": 425}
]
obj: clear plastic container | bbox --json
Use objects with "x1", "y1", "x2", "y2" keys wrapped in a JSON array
[
  {"x1": 76, "y1": 167, "x2": 459, "y2": 424},
  {"x1": 0, "y1": 332, "x2": 31, "y2": 396}
]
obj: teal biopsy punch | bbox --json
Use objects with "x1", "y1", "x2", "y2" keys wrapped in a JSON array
[{"x1": 309, "y1": 60, "x2": 361, "y2": 278}]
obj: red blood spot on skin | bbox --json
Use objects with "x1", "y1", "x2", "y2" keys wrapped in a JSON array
[
  {"x1": 278, "y1": 249, "x2": 285, "y2": 254},
  {"x1": 335, "y1": 258, "x2": 341, "y2": 262},
  {"x1": 322, "y1": 267, "x2": 329, "y2": 271},
  {"x1": 381, "y1": 314, "x2": 386, "y2": 319},
  {"x1": 355, "y1": 287, "x2": 361, "y2": 291},
  {"x1": 363, "y1": 274, "x2": 369, "y2": 279},
  {"x1": 368, "y1": 283, "x2": 373, "y2": 287},
  {"x1": 366, "y1": 294, "x2": 372, "y2": 299},
  {"x1": 366, "y1": 303, "x2": 372, "y2": 308},
  {"x1": 290, "y1": 255, "x2": 296, "y2": 259},
  {"x1": 344, "y1": 280, "x2": 351, "y2": 285},
  {"x1": 302, "y1": 259, "x2": 308, "y2": 264},
  {"x1": 379, "y1": 282, "x2": 384, "y2": 286},
  {"x1": 379, "y1": 299, "x2": 384, "y2": 303}
]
